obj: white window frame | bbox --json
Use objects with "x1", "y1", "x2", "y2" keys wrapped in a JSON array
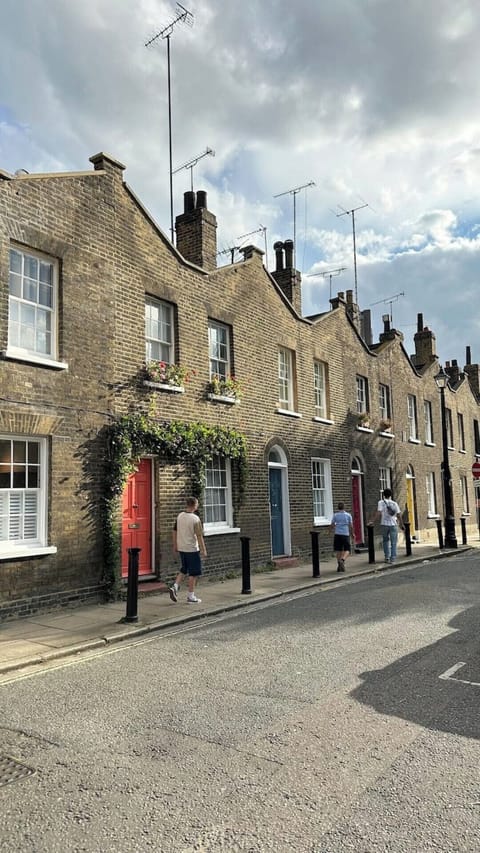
[
  {"x1": 457, "y1": 413, "x2": 465, "y2": 452},
  {"x1": 0, "y1": 435, "x2": 51, "y2": 555},
  {"x1": 8, "y1": 245, "x2": 58, "y2": 362},
  {"x1": 356, "y1": 375, "x2": 368, "y2": 414},
  {"x1": 379, "y1": 384, "x2": 390, "y2": 420},
  {"x1": 426, "y1": 472, "x2": 437, "y2": 517},
  {"x1": 203, "y1": 454, "x2": 235, "y2": 533},
  {"x1": 460, "y1": 475, "x2": 469, "y2": 514},
  {"x1": 424, "y1": 400, "x2": 434, "y2": 444},
  {"x1": 311, "y1": 458, "x2": 333, "y2": 525},
  {"x1": 278, "y1": 348, "x2": 294, "y2": 411},
  {"x1": 379, "y1": 466, "x2": 392, "y2": 498},
  {"x1": 208, "y1": 320, "x2": 231, "y2": 381},
  {"x1": 314, "y1": 361, "x2": 328, "y2": 419},
  {"x1": 145, "y1": 297, "x2": 174, "y2": 364},
  {"x1": 407, "y1": 394, "x2": 418, "y2": 440}
]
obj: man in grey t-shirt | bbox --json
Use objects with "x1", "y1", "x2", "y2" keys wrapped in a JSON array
[{"x1": 169, "y1": 497, "x2": 207, "y2": 604}]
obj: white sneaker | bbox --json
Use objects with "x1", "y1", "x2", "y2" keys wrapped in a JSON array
[{"x1": 187, "y1": 594, "x2": 201, "y2": 604}]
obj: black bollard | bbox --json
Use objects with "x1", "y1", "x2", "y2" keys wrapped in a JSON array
[
  {"x1": 367, "y1": 524, "x2": 375, "y2": 564},
  {"x1": 436, "y1": 519, "x2": 444, "y2": 550},
  {"x1": 404, "y1": 522, "x2": 412, "y2": 556},
  {"x1": 125, "y1": 547, "x2": 141, "y2": 623},
  {"x1": 311, "y1": 531, "x2": 320, "y2": 578},
  {"x1": 240, "y1": 536, "x2": 252, "y2": 594},
  {"x1": 460, "y1": 516, "x2": 467, "y2": 545}
]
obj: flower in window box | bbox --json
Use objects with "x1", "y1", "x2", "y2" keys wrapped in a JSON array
[
  {"x1": 207, "y1": 373, "x2": 243, "y2": 399},
  {"x1": 357, "y1": 411, "x2": 370, "y2": 427},
  {"x1": 146, "y1": 361, "x2": 195, "y2": 387},
  {"x1": 379, "y1": 418, "x2": 392, "y2": 432}
]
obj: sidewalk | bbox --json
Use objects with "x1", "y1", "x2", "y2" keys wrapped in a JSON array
[{"x1": 0, "y1": 541, "x2": 473, "y2": 677}]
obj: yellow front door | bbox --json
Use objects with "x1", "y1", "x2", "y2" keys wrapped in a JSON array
[{"x1": 406, "y1": 477, "x2": 416, "y2": 538}]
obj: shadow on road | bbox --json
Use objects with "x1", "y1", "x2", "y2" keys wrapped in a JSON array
[{"x1": 351, "y1": 604, "x2": 480, "y2": 740}]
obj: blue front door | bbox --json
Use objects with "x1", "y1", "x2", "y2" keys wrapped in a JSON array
[{"x1": 269, "y1": 467, "x2": 285, "y2": 556}]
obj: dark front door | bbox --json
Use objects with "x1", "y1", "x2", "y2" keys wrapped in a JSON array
[{"x1": 269, "y1": 467, "x2": 285, "y2": 556}]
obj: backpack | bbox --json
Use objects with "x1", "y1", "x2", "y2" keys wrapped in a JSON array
[{"x1": 384, "y1": 500, "x2": 397, "y2": 517}]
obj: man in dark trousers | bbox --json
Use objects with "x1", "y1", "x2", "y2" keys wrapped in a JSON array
[
  {"x1": 169, "y1": 496, "x2": 207, "y2": 604},
  {"x1": 330, "y1": 502, "x2": 354, "y2": 572}
]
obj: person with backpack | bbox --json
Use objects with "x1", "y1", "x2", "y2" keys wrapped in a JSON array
[
  {"x1": 330, "y1": 502, "x2": 354, "y2": 572},
  {"x1": 369, "y1": 488, "x2": 405, "y2": 563}
]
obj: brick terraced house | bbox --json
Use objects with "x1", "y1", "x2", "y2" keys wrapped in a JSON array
[{"x1": 0, "y1": 152, "x2": 479, "y2": 620}]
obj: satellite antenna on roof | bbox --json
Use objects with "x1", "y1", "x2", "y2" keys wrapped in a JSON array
[
  {"x1": 307, "y1": 266, "x2": 347, "y2": 303},
  {"x1": 274, "y1": 181, "x2": 315, "y2": 271},
  {"x1": 173, "y1": 147, "x2": 215, "y2": 192},
  {"x1": 335, "y1": 201, "x2": 369, "y2": 306},
  {"x1": 145, "y1": 4, "x2": 194, "y2": 245}
]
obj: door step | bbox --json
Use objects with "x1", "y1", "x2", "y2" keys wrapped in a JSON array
[{"x1": 271, "y1": 556, "x2": 299, "y2": 569}]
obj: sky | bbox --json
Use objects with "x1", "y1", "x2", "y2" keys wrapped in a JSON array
[{"x1": 1, "y1": 0, "x2": 480, "y2": 365}]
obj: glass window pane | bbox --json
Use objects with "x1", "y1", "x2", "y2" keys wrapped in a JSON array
[
  {"x1": 9, "y1": 273, "x2": 21, "y2": 297},
  {"x1": 13, "y1": 442, "x2": 26, "y2": 463},
  {"x1": 9, "y1": 249, "x2": 22, "y2": 274},
  {"x1": 0, "y1": 469, "x2": 11, "y2": 488},
  {"x1": 28, "y1": 443, "x2": 39, "y2": 464}
]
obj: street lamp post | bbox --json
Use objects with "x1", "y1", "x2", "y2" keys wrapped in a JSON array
[{"x1": 434, "y1": 366, "x2": 458, "y2": 549}]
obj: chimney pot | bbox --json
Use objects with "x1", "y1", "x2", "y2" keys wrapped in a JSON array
[
  {"x1": 466, "y1": 346, "x2": 471, "y2": 365},
  {"x1": 273, "y1": 241, "x2": 284, "y2": 271},
  {"x1": 184, "y1": 191, "x2": 195, "y2": 213},
  {"x1": 417, "y1": 313, "x2": 423, "y2": 333},
  {"x1": 196, "y1": 190, "x2": 207, "y2": 209},
  {"x1": 284, "y1": 239, "x2": 294, "y2": 269}
]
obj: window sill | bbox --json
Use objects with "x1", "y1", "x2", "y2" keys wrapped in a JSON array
[
  {"x1": 0, "y1": 545, "x2": 57, "y2": 561},
  {"x1": 459, "y1": 449, "x2": 466, "y2": 454},
  {"x1": 427, "y1": 513, "x2": 440, "y2": 519},
  {"x1": 461, "y1": 513, "x2": 471, "y2": 518},
  {"x1": 379, "y1": 431, "x2": 395, "y2": 438},
  {"x1": 447, "y1": 446, "x2": 455, "y2": 452},
  {"x1": 207, "y1": 393, "x2": 239, "y2": 405},
  {"x1": 313, "y1": 520, "x2": 330, "y2": 527},
  {"x1": 276, "y1": 408, "x2": 302, "y2": 418},
  {"x1": 2, "y1": 350, "x2": 68, "y2": 370},
  {"x1": 144, "y1": 380, "x2": 184, "y2": 393},
  {"x1": 313, "y1": 416, "x2": 334, "y2": 425},
  {"x1": 204, "y1": 527, "x2": 241, "y2": 537},
  {"x1": 425, "y1": 441, "x2": 436, "y2": 447},
  {"x1": 356, "y1": 426, "x2": 374, "y2": 433},
  {"x1": 408, "y1": 438, "x2": 421, "y2": 444}
]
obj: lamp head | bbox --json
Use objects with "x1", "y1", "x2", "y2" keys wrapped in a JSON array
[{"x1": 434, "y1": 365, "x2": 448, "y2": 390}]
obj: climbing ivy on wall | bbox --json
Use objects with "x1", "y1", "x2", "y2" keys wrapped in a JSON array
[{"x1": 102, "y1": 413, "x2": 248, "y2": 596}]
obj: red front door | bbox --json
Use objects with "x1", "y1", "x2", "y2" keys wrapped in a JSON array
[
  {"x1": 121, "y1": 458, "x2": 153, "y2": 579},
  {"x1": 351, "y1": 474, "x2": 364, "y2": 546}
]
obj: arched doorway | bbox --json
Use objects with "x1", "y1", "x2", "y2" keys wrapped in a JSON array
[
  {"x1": 268, "y1": 446, "x2": 291, "y2": 557},
  {"x1": 351, "y1": 456, "x2": 365, "y2": 547},
  {"x1": 406, "y1": 464, "x2": 417, "y2": 539}
]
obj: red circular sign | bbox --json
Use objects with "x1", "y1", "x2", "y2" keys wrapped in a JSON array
[{"x1": 472, "y1": 461, "x2": 480, "y2": 479}]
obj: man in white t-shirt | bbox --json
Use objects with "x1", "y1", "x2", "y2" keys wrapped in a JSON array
[
  {"x1": 169, "y1": 497, "x2": 207, "y2": 604},
  {"x1": 369, "y1": 488, "x2": 405, "y2": 563}
]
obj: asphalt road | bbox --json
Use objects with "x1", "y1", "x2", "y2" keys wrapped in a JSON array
[{"x1": 0, "y1": 554, "x2": 479, "y2": 852}]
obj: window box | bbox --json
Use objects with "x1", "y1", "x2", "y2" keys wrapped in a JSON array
[
  {"x1": 143, "y1": 380, "x2": 184, "y2": 394},
  {"x1": 145, "y1": 360, "x2": 195, "y2": 389},
  {"x1": 207, "y1": 374, "x2": 243, "y2": 400},
  {"x1": 207, "y1": 393, "x2": 239, "y2": 405}
]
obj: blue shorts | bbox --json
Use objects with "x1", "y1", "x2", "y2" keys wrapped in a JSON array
[
  {"x1": 333, "y1": 534, "x2": 350, "y2": 552},
  {"x1": 179, "y1": 551, "x2": 202, "y2": 576}
]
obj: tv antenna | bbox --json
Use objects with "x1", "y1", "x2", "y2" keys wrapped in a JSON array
[
  {"x1": 217, "y1": 245, "x2": 241, "y2": 264},
  {"x1": 307, "y1": 266, "x2": 347, "y2": 302},
  {"x1": 173, "y1": 147, "x2": 215, "y2": 192},
  {"x1": 274, "y1": 181, "x2": 316, "y2": 270},
  {"x1": 236, "y1": 225, "x2": 268, "y2": 267},
  {"x1": 370, "y1": 291, "x2": 405, "y2": 324},
  {"x1": 335, "y1": 202, "x2": 368, "y2": 307},
  {"x1": 146, "y1": 3, "x2": 194, "y2": 244}
]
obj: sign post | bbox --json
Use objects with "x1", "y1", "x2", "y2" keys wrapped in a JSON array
[{"x1": 472, "y1": 460, "x2": 480, "y2": 480}]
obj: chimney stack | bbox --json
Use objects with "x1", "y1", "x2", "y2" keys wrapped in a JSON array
[
  {"x1": 412, "y1": 315, "x2": 436, "y2": 370},
  {"x1": 464, "y1": 346, "x2": 480, "y2": 399},
  {"x1": 175, "y1": 190, "x2": 217, "y2": 271},
  {"x1": 271, "y1": 239, "x2": 302, "y2": 315}
]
